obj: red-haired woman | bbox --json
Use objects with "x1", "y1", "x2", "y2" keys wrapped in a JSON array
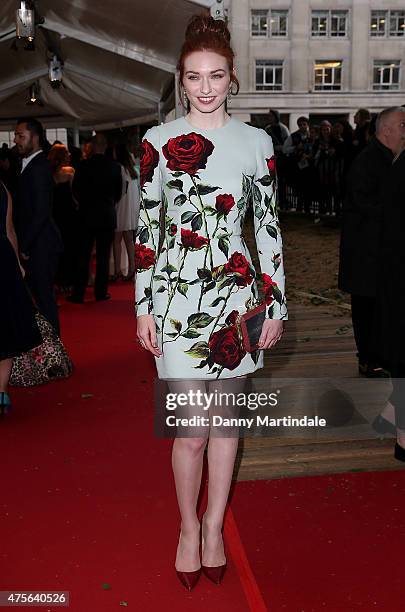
[{"x1": 135, "y1": 14, "x2": 287, "y2": 590}]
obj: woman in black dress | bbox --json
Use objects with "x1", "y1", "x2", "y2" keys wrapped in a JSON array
[{"x1": 0, "y1": 181, "x2": 42, "y2": 416}]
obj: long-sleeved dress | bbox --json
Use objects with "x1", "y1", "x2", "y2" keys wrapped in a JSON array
[{"x1": 135, "y1": 116, "x2": 287, "y2": 379}]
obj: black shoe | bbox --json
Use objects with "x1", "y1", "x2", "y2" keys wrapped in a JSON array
[
  {"x1": 358, "y1": 363, "x2": 390, "y2": 378},
  {"x1": 394, "y1": 443, "x2": 405, "y2": 462},
  {"x1": 372, "y1": 415, "x2": 396, "y2": 435},
  {"x1": 66, "y1": 295, "x2": 84, "y2": 304},
  {"x1": 95, "y1": 294, "x2": 111, "y2": 302}
]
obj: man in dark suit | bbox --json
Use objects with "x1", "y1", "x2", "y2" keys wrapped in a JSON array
[
  {"x1": 339, "y1": 106, "x2": 405, "y2": 377},
  {"x1": 13, "y1": 118, "x2": 63, "y2": 333},
  {"x1": 68, "y1": 133, "x2": 122, "y2": 303}
]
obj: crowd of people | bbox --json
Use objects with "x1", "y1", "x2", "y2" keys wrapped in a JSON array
[
  {"x1": 263, "y1": 107, "x2": 375, "y2": 216},
  {"x1": 0, "y1": 118, "x2": 140, "y2": 418},
  {"x1": 0, "y1": 124, "x2": 141, "y2": 307}
]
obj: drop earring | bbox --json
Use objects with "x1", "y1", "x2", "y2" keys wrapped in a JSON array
[
  {"x1": 183, "y1": 90, "x2": 188, "y2": 106},
  {"x1": 227, "y1": 89, "x2": 232, "y2": 104}
]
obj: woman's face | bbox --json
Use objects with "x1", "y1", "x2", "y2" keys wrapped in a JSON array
[
  {"x1": 183, "y1": 50, "x2": 232, "y2": 114},
  {"x1": 321, "y1": 123, "x2": 331, "y2": 137}
]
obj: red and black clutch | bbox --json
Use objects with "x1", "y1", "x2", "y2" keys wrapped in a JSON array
[{"x1": 235, "y1": 302, "x2": 266, "y2": 352}]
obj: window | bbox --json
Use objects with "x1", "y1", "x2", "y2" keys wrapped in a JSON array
[
  {"x1": 373, "y1": 60, "x2": 400, "y2": 90},
  {"x1": 312, "y1": 10, "x2": 328, "y2": 36},
  {"x1": 270, "y1": 10, "x2": 288, "y2": 37},
  {"x1": 251, "y1": 9, "x2": 288, "y2": 37},
  {"x1": 312, "y1": 10, "x2": 348, "y2": 37},
  {"x1": 314, "y1": 60, "x2": 342, "y2": 91},
  {"x1": 370, "y1": 10, "x2": 405, "y2": 37},
  {"x1": 251, "y1": 10, "x2": 268, "y2": 37},
  {"x1": 255, "y1": 60, "x2": 283, "y2": 91},
  {"x1": 390, "y1": 10, "x2": 405, "y2": 37},
  {"x1": 370, "y1": 10, "x2": 387, "y2": 36},
  {"x1": 330, "y1": 11, "x2": 348, "y2": 37}
]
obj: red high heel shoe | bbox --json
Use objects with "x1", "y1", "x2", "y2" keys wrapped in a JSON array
[
  {"x1": 201, "y1": 514, "x2": 227, "y2": 585},
  {"x1": 175, "y1": 528, "x2": 201, "y2": 590},
  {"x1": 176, "y1": 568, "x2": 201, "y2": 591},
  {"x1": 201, "y1": 563, "x2": 227, "y2": 585}
]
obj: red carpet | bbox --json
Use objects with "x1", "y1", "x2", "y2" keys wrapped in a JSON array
[{"x1": 2, "y1": 283, "x2": 404, "y2": 611}]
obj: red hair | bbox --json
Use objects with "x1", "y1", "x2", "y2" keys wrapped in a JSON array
[{"x1": 177, "y1": 14, "x2": 240, "y2": 98}]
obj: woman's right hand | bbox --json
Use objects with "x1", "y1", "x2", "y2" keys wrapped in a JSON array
[{"x1": 136, "y1": 314, "x2": 162, "y2": 356}]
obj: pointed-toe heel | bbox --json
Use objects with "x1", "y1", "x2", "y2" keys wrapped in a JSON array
[
  {"x1": 394, "y1": 442, "x2": 405, "y2": 462},
  {"x1": 176, "y1": 568, "x2": 201, "y2": 590},
  {"x1": 201, "y1": 563, "x2": 227, "y2": 584},
  {"x1": 0, "y1": 392, "x2": 11, "y2": 418}
]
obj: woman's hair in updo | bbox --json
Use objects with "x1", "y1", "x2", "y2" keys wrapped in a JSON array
[{"x1": 177, "y1": 14, "x2": 240, "y2": 96}]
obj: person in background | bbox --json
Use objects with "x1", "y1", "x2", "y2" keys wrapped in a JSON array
[
  {"x1": 68, "y1": 133, "x2": 122, "y2": 303},
  {"x1": 352, "y1": 108, "x2": 371, "y2": 156},
  {"x1": 0, "y1": 180, "x2": 42, "y2": 417},
  {"x1": 312, "y1": 120, "x2": 340, "y2": 215},
  {"x1": 13, "y1": 118, "x2": 63, "y2": 334},
  {"x1": 283, "y1": 116, "x2": 313, "y2": 213},
  {"x1": 48, "y1": 144, "x2": 76, "y2": 293},
  {"x1": 331, "y1": 120, "x2": 354, "y2": 215},
  {"x1": 111, "y1": 143, "x2": 140, "y2": 282},
  {"x1": 339, "y1": 107, "x2": 405, "y2": 378},
  {"x1": 264, "y1": 109, "x2": 290, "y2": 209},
  {"x1": 372, "y1": 130, "x2": 405, "y2": 461}
]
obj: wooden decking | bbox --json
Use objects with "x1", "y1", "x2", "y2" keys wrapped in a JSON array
[{"x1": 236, "y1": 304, "x2": 404, "y2": 481}]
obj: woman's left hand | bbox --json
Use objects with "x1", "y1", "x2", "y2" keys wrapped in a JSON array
[{"x1": 258, "y1": 320, "x2": 284, "y2": 350}]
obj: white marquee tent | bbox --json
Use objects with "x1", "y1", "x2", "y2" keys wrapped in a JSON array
[{"x1": 0, "y1": 0, "x2": 217, "y2": 133}]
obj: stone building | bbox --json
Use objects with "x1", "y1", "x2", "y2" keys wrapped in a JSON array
[{"x1": 229, "y1": 0, "x2": 405, "y2": 128}]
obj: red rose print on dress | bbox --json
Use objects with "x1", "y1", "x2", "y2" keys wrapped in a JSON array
[
  {"x1": 169, "y1": 223, "x2": 177, "y2": 236},
  {"x1": 266, "y1": 156, "x2": 276, "y2": 176},
  {"x1": 224, "y1": 252, "x2": 254, "y2": 287},
  {"x1": 140, "y1": 139, "x2": 159, "y2": 188},
  {"x1": 209, "y1": 325, "x2": 245, "y2": 370},
  {"x1": 181, "y1": 229, "x2": 209, "y2": 250},
  {"x1": 135, "y1": 243, "x2": 156, "y2": 271},
  {"x1": 162, "y1": 133, "x2": 214, "y2": 175},
  {"x1": 215, "y1": 194, "x2": 235, "y2": 216},
  {"x1": 262, "y1": 273, "x2": 278, "y2": 305}
]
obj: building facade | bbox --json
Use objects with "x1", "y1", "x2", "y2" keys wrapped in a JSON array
[{"x1": 229, "y1": 0, "x2": 405, "y2": 128}]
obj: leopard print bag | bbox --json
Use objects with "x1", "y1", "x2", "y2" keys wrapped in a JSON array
[{"x1": 10, "y1": 312, "x2": 73, "y2": 386}]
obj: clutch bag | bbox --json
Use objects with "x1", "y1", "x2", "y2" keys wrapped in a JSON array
[{"x1": 236, "y1": 302, "x2": 266, "y2": 352}]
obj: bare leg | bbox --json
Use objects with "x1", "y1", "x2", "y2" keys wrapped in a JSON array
[
  {"x1": 172, "y1": 436, "x2": 207, "y2": 571},
  {"x1": 170, "y1": 381, "x2": 208, "y2": 572},
  {"x1": 202, "y1": 376, "x2": 245, "y2": 566},
  {"x1": 0, "y1": 358, "x2": 12, "y2": 392},
  {"x1": 112, "y1": 231, "x2": 123, "y2": 276},
  {"x1": 123, "y1": 230, "x2": 135, "y2": 276},
  {"x1": 202, "y1": 436, "x2": 238, "y2": 566}
]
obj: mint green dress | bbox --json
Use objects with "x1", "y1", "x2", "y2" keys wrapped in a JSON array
[{"x1": 135, "y1": 116, "x2": 287, "y2": 379}]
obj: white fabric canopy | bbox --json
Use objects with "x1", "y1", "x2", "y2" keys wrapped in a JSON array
[{"x1": 0, "y1": 0, "x2": 213, "y2": 130}]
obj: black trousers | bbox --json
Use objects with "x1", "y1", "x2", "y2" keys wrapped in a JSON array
[
  {"x1": 350, "y1": 294, "x2": 381, "y2": 365},
  {"x1": 25, "y1": 250, "x2": 60, "y2": 335},
  {"x1": 72, "y1": 226, "x2": 114, "y2": 300}
]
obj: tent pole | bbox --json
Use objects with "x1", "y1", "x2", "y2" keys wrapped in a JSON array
[{"x1": 72, "y1": 125, "x2": 80, "y2": 147}]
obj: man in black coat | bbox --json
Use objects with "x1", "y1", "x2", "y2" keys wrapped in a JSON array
[
  {"x1": 68, "y1": 133, "x2": 122, "y2": 303},
  {"x1": 338, "y1": 106, "x2": 405, "y2": 377},
  {"x1": 374, "y1": 128, "x2": 405, "y2": 460},
  {"x1": 13, "y1": 118, "x2": 63, "y2": 333}
]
